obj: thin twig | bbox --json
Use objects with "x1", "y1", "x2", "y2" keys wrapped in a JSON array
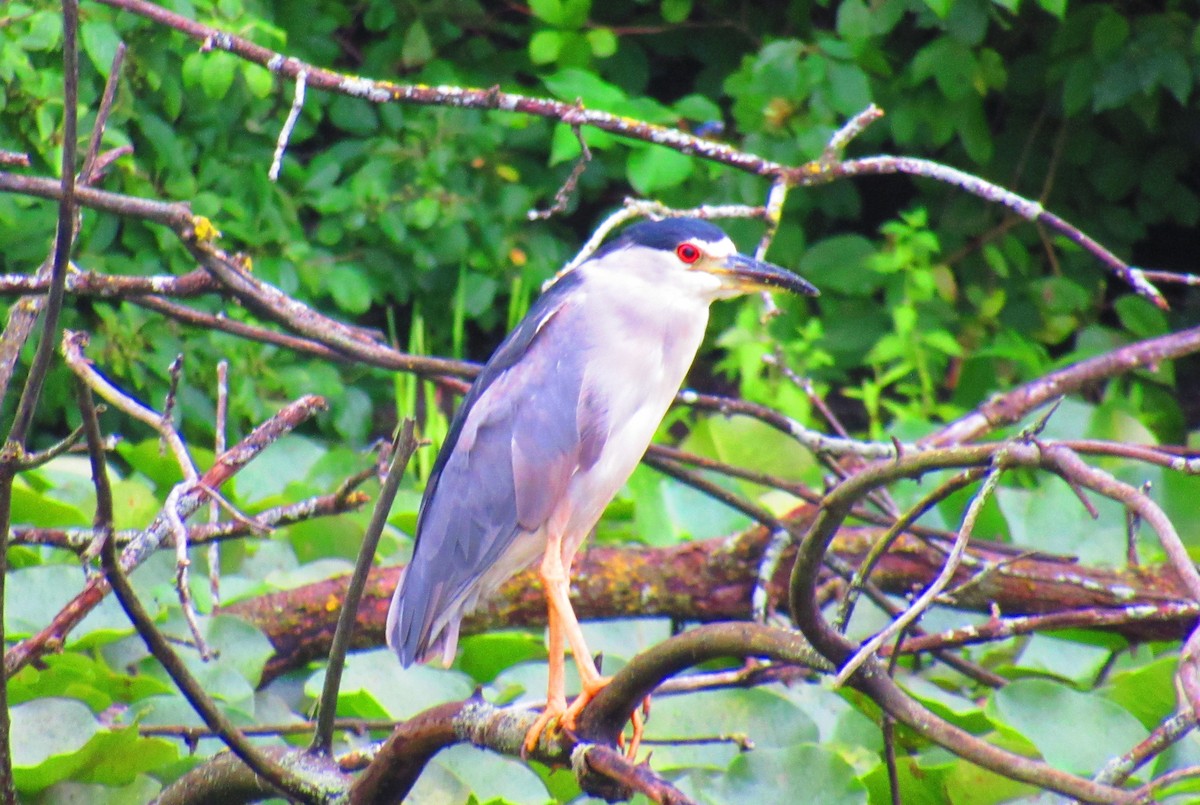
[
  {"x1": 269, "y1": 70, "x2": 306, "y2": 181},
  {"x1": 1095, "y1": 710, "x2": 1197, "y2": 786},
  {"x1": 834, "y1": 468, "x2": 985, "y2": 633},
  {"x1": 4, "y1": 395, "x2": 328, "y2": 677},
  {"x1": 528, "y1": 124, "x2": 592, "y2": 220},
  {"x1": 835, "y1": 460, "x2": 1004, "y2": 687},
  {"x1": 0, "y1": 7, "x2": 82, "y2": 797},
  {"x1": 209, "y1": 360, "x2": 228, "y2": 605},
  {"x1": 311, "y1": 420, "x2": 417, "y2": 755},
  {"x1": 62, "y1": 331, "x2": 198, "y2": 478}
]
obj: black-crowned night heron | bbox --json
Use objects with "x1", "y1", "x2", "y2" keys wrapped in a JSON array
[{"x1": 387, "y1": 218, "x2": 818, "y2": 751}]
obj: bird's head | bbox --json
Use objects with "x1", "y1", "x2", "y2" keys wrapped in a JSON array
[{"x1": 592, "y1": 218, "x2": 820, "y2": 301}]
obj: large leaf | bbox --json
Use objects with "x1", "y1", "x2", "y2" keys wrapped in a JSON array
[
  {"x1": 642, "y1": 687, "x2": 819, "y2": 771},
  {"x1": 989, "y1": 679, "x2": 1147, "y2": 774},
  {"x1": 10, "y1": 701, "x2": 172, "y2": 793},
  {"x1": 719, "y1": 743, "x2": 867, "y2": 804},
  {"x1": 306, "y1": 649, "x2": 474, "y2": 720}
]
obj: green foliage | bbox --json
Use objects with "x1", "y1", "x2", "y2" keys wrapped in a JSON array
[
  {"x1": 3, "y1": 0, "x2": 1196, "y2": 450},
  {"x1": 4, "y1": 0, "x2": 1200, "y2": 802}
]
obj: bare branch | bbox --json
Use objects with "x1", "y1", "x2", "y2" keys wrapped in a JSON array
[
  {"x1": 4, "y1": 394, "x2": 328, "y2": 676},
  {"x1": 269, "y1": 70, "x2": 307, "y2": 182},
  {"x1": 311, "y1": 421, "x2": 417, "y2": 755}
]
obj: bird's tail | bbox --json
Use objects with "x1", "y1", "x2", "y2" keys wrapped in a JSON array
[
  {"x1": 386, "y1": 565, "x2": 458, "y2": 667},
  {"x1": 386, "y1": 566, "x2": 427, "y2": 666}
]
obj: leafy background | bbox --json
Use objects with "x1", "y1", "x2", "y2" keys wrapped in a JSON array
[{"x1": 2, "y1": 0, "x2": 1200, "y2": 802}]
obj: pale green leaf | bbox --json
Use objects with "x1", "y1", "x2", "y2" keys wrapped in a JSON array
[
  {"x1": 989, "y1": 679, "x2": 1146, "y2": 774},
  {"x1": 922, "y1": 0, "x2": 953, "y2": 18},
  {"x1": 529, "y1": 29, "x2": 562, "y2": 65},
  {"x1": 12, "y1": 698, "x2": 99, "y2": 791},
  {"x1": 586, "y1": 27, "x2": 617, "y2": 58},
  {"x1": 80, "y1": 20, "x2": 121, "y2": 76},
  {"x1": 626, "y1": 145, "x2": 694, "y2": 193},
  {"x1": 528, "y1": 0, "x2": 564, "y2": 25},
  {"x1": 722, "y1": 744, "x2": 867, "y2": 805}
]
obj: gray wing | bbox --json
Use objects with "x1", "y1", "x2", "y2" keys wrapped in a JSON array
[{"x1": 387, "y1": 270, "x2": 607, "y2": 665}]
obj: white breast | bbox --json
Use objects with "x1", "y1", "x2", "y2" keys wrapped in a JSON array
[{"x1": 556, "y1": 264, "x2": 713, "y2": 551}]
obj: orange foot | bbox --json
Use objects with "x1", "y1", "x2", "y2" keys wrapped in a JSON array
[
  {"x1": 525, "y1": 679, "x2": 649, "y2": 760},
  {"x1": 564, "y1": 677, "x2": 647, "y2": 761},
  {"x1": 616, "y1": 695, "x2": 651, "y2": 760},
  {"x1": 524, "y1": 694, "x2": 566, "y2": 756}
]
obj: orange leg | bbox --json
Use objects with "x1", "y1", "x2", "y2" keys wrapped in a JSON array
[
  {"x1": 525, "y1": 530, "x2": 646, "y2": 759},
  {"x1": 524, "y1": 587, "x2": 566, "y2": 754},
  {"x1": 555, "y1": 540, "x2": 644, "y2": 758}
]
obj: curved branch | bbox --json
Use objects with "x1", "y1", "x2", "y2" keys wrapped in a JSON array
[
  {"x1": 579, "y1": 622, "x2": 830, "y2": 742},
  {"x1": 788, "y1": 443, "x2": 1148, "y2": 803},
  {"x1": 154, "y1": 746, "x2": 351, "y2": 805}
]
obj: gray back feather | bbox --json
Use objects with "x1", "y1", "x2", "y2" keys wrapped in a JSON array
[{"x1": 388, "y1": 270, "x2": 606, "y2": 665}]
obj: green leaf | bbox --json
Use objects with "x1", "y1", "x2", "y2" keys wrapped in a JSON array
[
  {"x1": 73, "y1": 728, "x2": 179, "y2": 786},
  {"x1": 825, "y1": 60, "x2": 873, "y2": 116},
  {"x1": 586, "y1": 27, "x2": 617, "y2": 58},
  {"x1": 1035, "y1": 0, "x2": 1067, "y2": 19},
  {"x1": 12, "y1": 698, "x2": 99, "y2": 792},
  {"x1": 662, "y1": 0, "x2": 692, "y2": 23},
  {"x1": 203, "y1": 615, "x2": 275, "y2": 686},
  {"x1": 231, "y1": 434, "x2": 327, "y2": 504},
  {"x1": 558, "y1": 0, "x2": 591, "y2": 29},
  {"x1": 1103, "y1": 655, "x2": 1179, "y2": 728},
  {"x1": 922, "y1": 0, "x2": 953, "y2": 18},
  {"x1": 328, "y1": 265, "x2": 374, "y2": 314},
  {"x1": 456, "y1": 632, "x2": 546, "y2": 684},
  {"x1": 798, "y1": 234, "x2": 879, "y2": 295},
  {"x1": 7, "y1": 565, "x2": 93, "y2": 638},
  {"x1": 626, "y1": 145, "x2": 694, "y2": 193},
  {"x1": 401, "y1": 20, "x2": 434, "y2": 67},
  {"x1": 199, "y1": 52, "x2": 237, "y2": 101},
  {"x1": 21, "y1": 11, "x2": 62, "y2": 51},
  {"x1": 1007, "y1": 634, "x2": 1116, "y2": 686},
  {"x1": 684, "y1": 414, "x2": 819, "y2": 489},
  {"x1": 42, "y1": 776, "x2": 164, "y2": 804},
  {"x1": 529, "y1": 29, "x2": 562, "y2": 65},
  {"x1": 328, "y1": 95, "x2": 379, "y2": 135},
  {"x1": 644, "y1": 688, "x2": 818, "y2": 771},
  {"x1": 673, "y1": 93, "x2": 722, "y2": 124},
  {"x1": 308, "y1": 649, "x2": 474, "y2": 720},
  {"x1": 80, "y1": 20, "x2": 121, "y2": 76},
  {"x1": 434, "y1": 745, "x2": 551, "y2": 804},
  {"x1": 542, "y1": 67, "x2": 628, "y2": 108},
  {"x1": 836, "y1": 0, "x2": 872, "y2": 43},
  {"x1": 1091, "y1": 11, "x2": 1129, "y2": 59},
  {"x1": 721, "y1": 744, "x2": 867, "y2": 804},
  {"x1": 10, "y1": 480, "x2": 86, "y2": 527},
  {"x1": 989, "y1": 679, "x2": 1146, "y2": 774},
  {"x1": 528, "y1": 0, "x2": 564, "y2": 26},
  {"x1": 911, "y1": 37, "x2": 976, "y2": 101},
  {"x1": 901, "y1": 676, "x2": 991, "y2": 732},
  {"x1": 241, "y1": 62, "x2": 273, "y2": 98},
  {"x1": 623, "y1": 461, "x2": 749, "y2": 546},
  {"x1": 1114, "y1": 295, "x2": 1167, "y2": 339}
]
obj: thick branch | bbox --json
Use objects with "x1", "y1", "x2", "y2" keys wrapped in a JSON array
[{"x1": 226, "y1": 522, "x2": 1198, "y2": 684}]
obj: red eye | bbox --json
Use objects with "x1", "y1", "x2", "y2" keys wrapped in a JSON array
[{"x1": 675, "y1": 243, "x2": 702, "y2": 264}]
